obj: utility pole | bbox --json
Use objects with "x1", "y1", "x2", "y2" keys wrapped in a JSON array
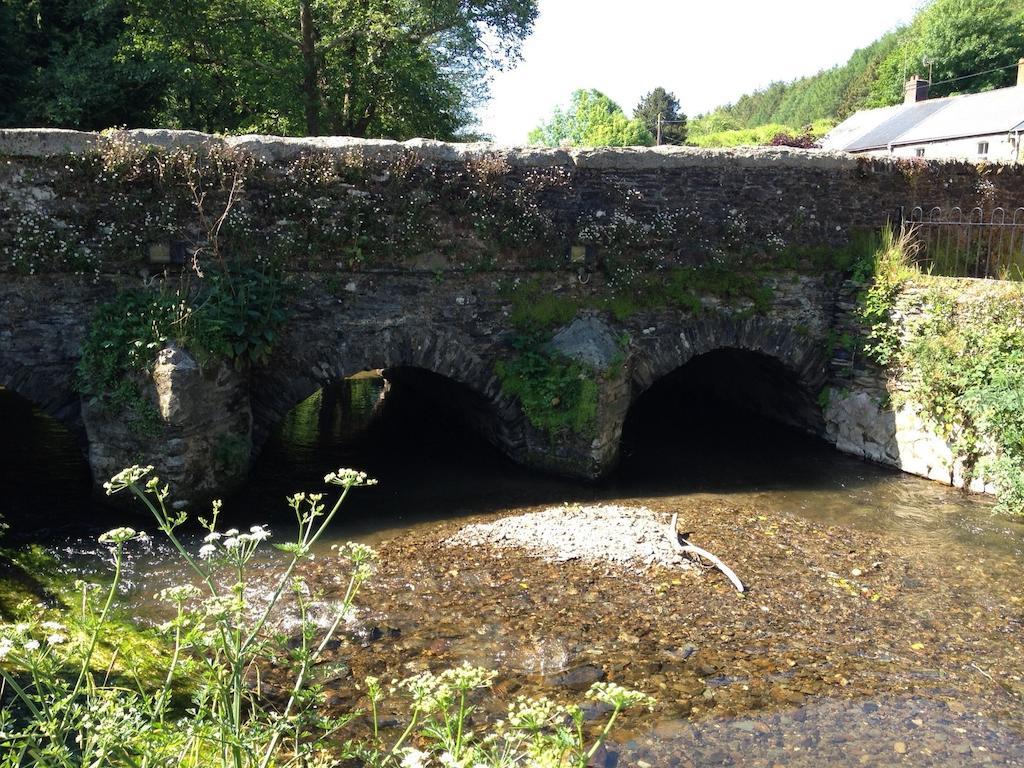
[{"x1": 656, "y1": 114, "x2": 662, "y2": 146}]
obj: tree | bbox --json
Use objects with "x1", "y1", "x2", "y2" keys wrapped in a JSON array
[
  {"x1": 121, "y1": 0, "x2": 538, "y2": 138},
  {"x1": 634, "y1": 87, "x2": 686, "y2": 144},
  {"x1": 0, "y1": 0, "x2": 164, "y2": 129},
  {"x1": 869, "y1": 0, "x2": 1024, "y2": 105},
  {"x1": 529, "y1": 89, "x2": 653, "y2": 147}
]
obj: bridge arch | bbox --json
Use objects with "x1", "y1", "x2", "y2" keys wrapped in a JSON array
[
  {"x1": 625, "y1": 315, "x2": 829, "y2": 443},
  {"x1": 0, "y1": 361, "x2": 85, "y2": 445},
  {"x1": 249, "y1": 322, "x2": 514, "y2": 456}
]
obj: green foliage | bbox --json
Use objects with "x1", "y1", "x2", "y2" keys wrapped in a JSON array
[
  {"x1": 0, "y1": 466, "x2": 378, "y2": 766},
  {"x1": 868, "y1": 0, "x2": 1024, "y2": 106},
  {"x1": 529, "y1": 89, "x2": 654, "y2": 147},
  {"x1": 75, "y1": 290, "x2": 175, "y2": 433},
  {"x1": 858, "y1": 231, "x2": 1024, "y2": 515},
  {"x1": 1, "y1": 0, "x2": 538, "y2": 139},
  {"x1": 185, "y1": 268, "x2": 288, "y2": 368},
  {"x1": 605, "y1": 263, "x2": 775, "y2": 319},
  {"x1": 496, "y1": 334, "x2": 599, "y2": 438},
  {"x1": 212, "y1": 433, "x2": 250, "y2": 475},
  {"x1": 634, "y1": 87, "x2": 687, "y2": 143},
  {"x1": 0, "y1": 543, "x2": 170, "y2": 687},
  {"x1": 692, "y1": 0, "x2": 1024, "y2": 139},
  {"x1": 502, "y1": 279, "x2": 579, "y2": 332},
  {"x1": 690, "y1": 119, "x2": 833, "y2": 149},
  {"x1": 76, "y1": 269, "x2": 288, "y2": 434},
  {"x1": 857, "y1": 226, "x2": 919, "y2": 366},
  {"x1": 897, "y1": 288, "x2": 1024, "y2": 515},
  {"x1": 358, "y1": 673, "x2": 654, "y2": 768},
  {"x1": 3, "y1": 141, "x2": 578, "y2": 276},
  {"x1": 119, "y1": 0, "x2": 537, "y2": 138},
  {"x1": 689, "y1": 33, "x2": 899, "y2": 139},
  {"x1": 0, "y1": 0, "x2": 164, "y2": 129}
]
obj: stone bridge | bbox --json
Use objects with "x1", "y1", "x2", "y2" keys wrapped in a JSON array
[{"x1": 2, "y1": 129, "x2": 1021, "y2": 502}]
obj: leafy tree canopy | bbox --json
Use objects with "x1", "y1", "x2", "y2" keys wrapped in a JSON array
[
  {"x1": 0, "y1": 0, "x2": 164, "y2": 129},
  {"x1": 634, "y1": 87, "x2": 687, "y2": 143},
  {"x1": 528, "y1": 89, "x2": 654, "y2": 147},
  {"x1": 868, "y1": 0, "x2": 1024, "y2": 105},
  {"x1": 1, "y1": 0, "x2": 538, "y2": 140}
]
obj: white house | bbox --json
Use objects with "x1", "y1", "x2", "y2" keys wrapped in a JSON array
[{"x1": 821, "y1": 61, "x2": 1024, "y2": 162}]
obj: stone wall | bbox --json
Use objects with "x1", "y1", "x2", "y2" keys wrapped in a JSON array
[
  {"x1": 3, "y1": 128, "x2": 1024, "y2": 281},
  {"x1": 823, "y1": 279, "x2": 1021, "y2": 495}
]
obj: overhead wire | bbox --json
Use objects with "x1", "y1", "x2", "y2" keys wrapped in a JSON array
[{"x1": 928, "y1": 61, "x2": 1021, "y2": 88}]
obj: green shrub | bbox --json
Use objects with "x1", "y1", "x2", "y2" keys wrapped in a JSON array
[
  {"x1": 857, "y1": 225, "x2": 919, "y2": 366},
  {"x1": 859, "y1": 231, "x2": 1024, "y2": 514},
  {"x1": 496, "y1": 333, "x2": 599, "y2": 438},
  {"x1": 898, "y1": 289, "x2": 1024, "y2": 514},
  {"x1": 76, "y1": 268, "x2": 288, "y2": 434}
]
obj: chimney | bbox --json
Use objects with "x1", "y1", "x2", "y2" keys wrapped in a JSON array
[
  {"x1": 1018, "y1": 58, "x2": 1024, "y2": 86},
  {"x1": 904, "y1": 75, "x2": 930, "y2": 105}
]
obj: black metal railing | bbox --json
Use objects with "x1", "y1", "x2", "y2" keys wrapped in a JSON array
[{"x1": 903, "y1": 206, "x2": 1024, "y2": 281}]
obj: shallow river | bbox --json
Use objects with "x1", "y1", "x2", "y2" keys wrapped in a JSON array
[{"x1": 2, "y1": 380, "x2": 1023, "y2": 766}]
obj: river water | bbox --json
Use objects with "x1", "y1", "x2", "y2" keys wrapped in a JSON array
[{"x1": 2, "y1": 380, "x2": 1023, "y2": 766}]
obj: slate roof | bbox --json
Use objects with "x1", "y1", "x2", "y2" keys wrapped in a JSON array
[{"x1": 824, "y1": 85, "x2": 1024, "y2": 152}]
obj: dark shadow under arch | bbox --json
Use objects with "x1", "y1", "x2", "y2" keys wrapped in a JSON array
[
  {"x1": 248, "y1": 323, "x2": 507, "y2": 456},
  {"x1": 633, "y1": 348, "x2": 823, "y2": 434},
  {"x1": 619, "y1": 347, "x2": 832, "y2": 489},
  {"x1": 0, "y1": 387, "x2": 93, "y2": 525},
  {"x1": 0, "y1": 364, "x2": 83, "y2": 443}
]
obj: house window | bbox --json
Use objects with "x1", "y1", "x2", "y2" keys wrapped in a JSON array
[
  {"x1": 915, "y1": 148, "x2": 926, "y2": 158},
  {"x1": 978, "y1": 141, "x2": 990, "y2": 156}
]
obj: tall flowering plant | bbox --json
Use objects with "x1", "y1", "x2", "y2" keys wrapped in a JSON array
[{"x1": 0, "y1": 465, "x2": 377, "y2": 767}]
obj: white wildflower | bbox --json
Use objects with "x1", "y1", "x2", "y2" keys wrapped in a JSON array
[
  {"x1": 103, "y1": 465, "x2": 154, "y2": 494},
  {"x1": 98, "y1": 527, "x2": 137, "y2": 545},
  {"x1": 324, "y1": 468, "x2": 377, "y2": 487},
  {"x1": 399, "y1": 749, "x2": 429, "y2": 768},
  {"x1": 158, "y1": 584, "x2": 201, "y2": 603}
]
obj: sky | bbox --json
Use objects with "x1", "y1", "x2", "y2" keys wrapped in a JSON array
[{"x1": 478, "y1": 0, "x2": 925, "y2": 143}]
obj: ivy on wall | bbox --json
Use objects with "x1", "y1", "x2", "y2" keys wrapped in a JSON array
[
  {"x1": 495, "y1": 332, "x2": 600, "y2": 439},
  {"x1": 896, "y1": 287, "x2": 1024, "y2": 515},
  {"x1": 858, "y1": 229, "x2": 1024, "y2": 515}
]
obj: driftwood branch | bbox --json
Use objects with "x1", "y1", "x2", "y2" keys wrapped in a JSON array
[{"x1": 668, "y1": 513, "x2": 745, "y2": 593}]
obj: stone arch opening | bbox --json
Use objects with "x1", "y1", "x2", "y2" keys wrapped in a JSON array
[
  {"x1": 234, "y1": 364, "x2": 526, "y2": 526},
  {"x1": 0, "y1": 386, "x2": 92, "y2": 524},
  {"x1": 619, "y1": 347, "x2": 829, "y2": 486},
  {"x1": 253, "y1": 364, "x2": 508, "y2": 487}
]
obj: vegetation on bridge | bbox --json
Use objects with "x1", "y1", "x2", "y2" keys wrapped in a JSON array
[{"x1": 857, "y1": 229, "x2": 1024, "y2": 515}]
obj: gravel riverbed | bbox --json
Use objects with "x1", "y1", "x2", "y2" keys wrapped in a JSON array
[
  {"x1": 295, "y1": 498, "x2": 1024, "y2": 767},
  {"x1": 446, "y1": 504, "x2": 694, "y2": 571}
]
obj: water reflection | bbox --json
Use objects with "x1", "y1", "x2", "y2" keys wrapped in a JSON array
[{"x1": 2, "y1": 371, "x2": 1020, "y2": 558}]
